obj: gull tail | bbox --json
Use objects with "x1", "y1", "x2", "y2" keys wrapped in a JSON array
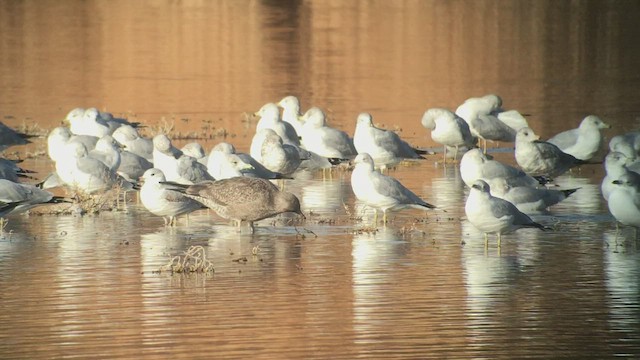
[
  {"x1": 327, "y1": 158, "x2": 350, "y2": 166},
  {"x1": 562, "y1": 188, "x2": 580, "y2": 197}
]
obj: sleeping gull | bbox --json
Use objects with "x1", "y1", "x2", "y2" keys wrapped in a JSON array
[
  {"x1": 175, "y1": 155, "x2": 215, "y2": 185},
  {"x1": 47, "y1": 127, "x2": 98, "y2": 163},
  {"x1": 547, "y1": 115, "x2": 611, "y2": 160},
  {"x1": 89, "y1": 135, "x2": 121, "y2": 172},
  {"x1": 350, "y1": 152, "x2": 436, "y2": 224},
  {"x1": 140, "y1": 168, "x2": 204, "y2": 226},
  {"x1": 112, "y1": 125, "x2": 153, "y2": 161},
  {"x1": 206, "y1": 152, "x2": 253, "y2": 180},
  {"x1": 55, "y1": 142, "x2": 129, "y2": 194},
  {"x1": 353, "y1": 112, "x2": 428, "y2": 168},
  {"x1": 251, "y1": 128, "x2": 303, "y2": 176},
  {"x1": 152, "y1": 134, "x2": 183, "y2": 182},
  {"x1": 278, "y1": 95, "x2": 305, "y2": 136},
  {"x1": 163, "y1": 177, "x2": 305, "y2": 231},
  {"x1": 299, "y1": 107, "x2": 357, "y2": 159},
  {"x1": 181, "y1": 142, "x2": 208, "y2": 166},
  {"x1": 465, "y1": 180, "x2": 546, "y2": 246},
  {"x1": 607, "y1": 173, "x2": 640, "y2": 239},
  {"x1": 255, "y1": 102, "x2": 300, "y2": 146},
  {"x1": 421, "y1": 108, "x2": 475, "y2": 162},
  {"x1": 515, "y1": 127, "x2": 587, "y2": 177}
]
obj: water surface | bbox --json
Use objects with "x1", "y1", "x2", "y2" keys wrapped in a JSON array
[{"x1": 1, "y1": 1, "x2": 640, "y2": 358}]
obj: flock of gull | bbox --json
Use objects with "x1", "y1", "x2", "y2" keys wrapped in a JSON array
[{"x1": 0, "y1": 94, "x2": 639, "y2": 244}]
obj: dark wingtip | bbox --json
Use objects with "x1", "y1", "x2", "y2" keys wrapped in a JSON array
[
  {"x1": 533, "y1": 175, "x2": 553, "y2": 185},
  {"x1": 414, "y1": 148, "x2": 435, "y2": 156},
  {"x1": 327, "y1": 157, "x2": 349, "y2": 166},
  {"x1": 563, "y1": 188, "x2": 580, "y2": 197}
]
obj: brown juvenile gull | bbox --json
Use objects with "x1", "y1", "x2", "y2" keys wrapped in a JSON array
[{"x1": 163, "y1": 177, "x2": 305, "y2": 231}]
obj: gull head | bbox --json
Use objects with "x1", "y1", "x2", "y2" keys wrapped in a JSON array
[
  {"x1": 516, "y1": 127, "x2": 540, "y2": 142},
  {"x1": 277, "y1": 96, "x2": 301, "y2": 113},
  {"x1": 612, "y1": 173, "x2": 640, "y2": 189},
  {"x1": 83, "y1": 108, "x2": 100, "y2": 123},
  {"x1": 471, "y1": 179, "x2": 491, "y2": 194},
  {"x1": 153, "y1": 134, "x2": 173, "y2": 152},
  {"x1": 353, "y1": 152, "x2": 375, "y2": 170},
  {"x1": 356, "y1": 113, "x2": 373, "y2": 127},
  {"x1": 64, "y1": 108, "x2": 85, "y2": 124},
  {"x1": 212, "y1": 142, "x2": 236, "y2": 154},
  {"x1": 302, "y1": 107, "x2": 327, "y2": 128},
  {"x1": 580, "y1": 115, "x2": 611, "y2": 130},
  {"x1": 255, "y1": 103, "x2": 280, "y2": 119},
  {"x1": 112, "y1": 125, "x2": 139, "y2": 143},
  {"x1": 141, "y1": 168, "x2": 166, "y2": 184}
]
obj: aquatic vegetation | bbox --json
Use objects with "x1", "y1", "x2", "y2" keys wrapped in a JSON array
[{"x1": 158, "y1": 245, "x2": 215, "y2": 274}]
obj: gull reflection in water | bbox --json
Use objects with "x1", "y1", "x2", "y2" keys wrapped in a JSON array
[{"x1": 603, "y1": 229, "x2": 640, "y2": 340}]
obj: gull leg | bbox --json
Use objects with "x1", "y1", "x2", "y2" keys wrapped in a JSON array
[
  {"x1": 484, "y1": 233, "x2": 488, "y2": 248},
  {"x1": 497, "y1": 233, "x2": 502, "y2": 248},
  {"x1": 442, "y1": 146, "x2": 447, "y2": 165}
]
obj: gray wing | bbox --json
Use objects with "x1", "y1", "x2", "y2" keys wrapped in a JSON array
[
  {"x1": 373, "y1": 127, "x2": 421, "y2": 158},
  {"x1": 76, "y1": 157, "x2": 114, "y2": 178},
  {"x1": 372, "y1": 173, "x2": 435, "y2": 208},
  {"x1": 321, "y1": 128, "x2": 357, "y2": 156},
  {"x1": 118, "y1": 151, "x2": 153, "y2": 180},
  {"x1": 547, "y1": 128, "x2": 578, "y2": 149},
  {"x1": 473, "y1": 114, "x2": 516, "y2": 142},
  {"x1": 490, "y1": 196, "x2": 537, "y2": 226}
]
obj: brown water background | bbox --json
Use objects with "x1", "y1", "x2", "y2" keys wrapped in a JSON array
[{"x1": 1, "y1": 1, "x2": 640, "y2": 358}]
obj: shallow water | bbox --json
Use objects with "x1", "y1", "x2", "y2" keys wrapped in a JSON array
[{"x1": 1, "y1": 1, "x2": 640, "y2": 359}]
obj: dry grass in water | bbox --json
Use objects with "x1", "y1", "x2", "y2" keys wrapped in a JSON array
[{"x1": 157, "y1": 245, "x2": 214, "y2": 274}]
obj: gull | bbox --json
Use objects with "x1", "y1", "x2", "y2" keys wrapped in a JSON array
[
  {"x1": 89, "y1": 135, "x2": 121, "y2": 172},
  {"x1": 112, "y1": 125, "x2": 153, "y2": 161},
  {"x1": 353, "y1": 113, "x2": 428, "y2": 168},
  {"x1": 465, "y1": 180, "x2": 546, "y2": 246},
  {"x1": 255, "y1": 102, "x2": 300, "y2": 146},
  {"x1": 251, "y1": 128, "x2": 302, "y2": 176},
  {"x1": 607, "y1": 173, "x2": 640, "y2": 238},
  {"x1": 206, "y1": 152, "x2": 253, "y2": 180},
  {"x1": 350, "y1": 152, "x2": 436, "y2": 224},
  {"x1": 515, "y1": 127, "x2": 587, "y2": 177},
  {"x1": 152, "y1": 134, "x2": 182, "y2": 182},
  {"x1": 455, "y1": 94, "x2": 528, "y2": 152},
  {"x1": 609, "y1": 131, "x2": 640, "y2": 156},
  {"x1": 55, "y1": 142, "x2": 127, "y2": 194},
  {"x1": 65, "y1": 108, "x2": 111, "y2": 137},
  {"x1": 175, "y1": 155, "x2": 215, "y2": 185},
  {"x1": 278, "y1": 95, "x2": 305, "y2": 136},
  {"x1": 47, "y1": 127, "x2": 98, "y2": 163},
  {"x1": 421, "y1": 108, "x2": 475, "y2": 162},
  {"x1": 547, "y1": 115, "x2": 611, "y2": 160},
  {"x1": 162, "y1": 176, "x2": 305, "y2": 231},
  {"x1": 140, "y1": 168, "x2": 204, "y2": 226},
  {"x1": 601, "y1": 152, "x2": 640, "y2": 201},
  {"x1": 210, "y1": 142, "x2": 289, "y2": 180},
  {"x1": 299, "y1": 107, "x2": 357, "y2": 159},
  {"x1": 0, "y1": 121, "x2": 33, "y2": 151},
  {"x1": 459, "y1": 148, "x2": 542, "y2": 188},
  {"x1": 487, "y1": 177, "x2": 579, "y2": 214},
  {"x1": 181, "y1": 142, "x2": 208, "y2": 166},
  {"x1": 0, "y1": 158, "x2": 35, "y2": 182},
  {"x1": 117, "y1": 149, "x2": 153, "y2": 183},
  {"x1": 0, "y1": 180, "x2": 70, "y2": 216}
]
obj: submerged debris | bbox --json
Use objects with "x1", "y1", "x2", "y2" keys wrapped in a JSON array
[{"x1": 157, "y1": 245, "x2": 214, "y2": 274}]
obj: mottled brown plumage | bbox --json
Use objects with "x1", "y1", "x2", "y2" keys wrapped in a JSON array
[{"x1": 169, "y1": 177, "x2": 304, "y2": 229}]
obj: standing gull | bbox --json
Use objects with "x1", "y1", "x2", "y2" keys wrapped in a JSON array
[
  {"x1": 152, "y1": 134, "x2": 183, "y2": 182},
  {"x1": 210, "y1": 142, "x2": 288, "y2": 179},
  {"x1": 486, "y1": 177, "x2": 579, "y2": 214},
  {"x1": 112, "y1": 125, "x2": 153, "y2": 161},
  {"x1": 607, "y1": 173, "x2": 640, "y2": 239},
  {"x1": 163, "y1": 177, "x2": 305, "y2": 231},
  {"x1": 353, "y1": 113, "x2": 428, "y2": 168},
  {"x1": 140, "y1": 168, "x2": 204, "y2": 226},
  {"x1": 601, "y1": 152, "x2": 640, "y2": 201},
  {"x1": 47, "y1": 127, "x2": 98, "y2": 163},
  {"x1": 421, "y1": 108, "x2": 475, "y2": 162},
  {"x1": 547, "y1": 115, "x2": 611, "y2": 161},
  {"x1": 515, "y1": 127, "x2": 588, "y2": 178},
  {"x1": 465, "y1": 180, "x2": 546, "y2": 246},
  {"x1": 350, "y1": 153, "x2": 437, "y2": 224},
  {"x1": 251, "y1": 128, "x2": 303, "y2": 176}
]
